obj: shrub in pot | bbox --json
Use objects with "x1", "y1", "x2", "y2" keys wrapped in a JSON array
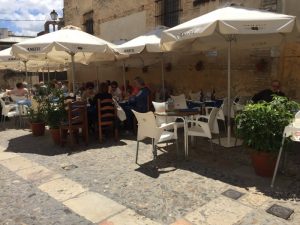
[
  {"x1": 45, "y1": 88, "x2": 66, "y2": 144},
  {"x1": 235, "y1": 96, "x2": 299, "y2": 177},
  {"x1": 28, "y1": 94, "x2": 47, "y2": 136}
]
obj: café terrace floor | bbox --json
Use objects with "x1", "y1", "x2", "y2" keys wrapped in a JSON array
[{"x1": 0, "y1": 122, "x2": 300, "y2": 225}]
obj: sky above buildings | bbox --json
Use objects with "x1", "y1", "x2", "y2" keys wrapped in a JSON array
[{"x1": 0, "y1": 0, "x2": 63, "y2": 36}]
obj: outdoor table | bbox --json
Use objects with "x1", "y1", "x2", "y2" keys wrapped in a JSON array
[
  {"x1": 16, "y1": 98, "x2": 32, "y2": 107},
  {"x1": 271, "y1": 122, "x2": 300, "y2": 187},
  {"x1": 187, "y1": 100, "x2": 204, "y2": 108},
  {"x1": 155, "y1": 108, "x2": 201, "y2": 159}
]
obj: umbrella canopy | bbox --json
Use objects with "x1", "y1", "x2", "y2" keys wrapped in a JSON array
[
  {"x1": 0, "y1": 47, "x2": 23, "y2": 70},
  {"x1": 115, "y1": 26, "x2": 167, "y2": 54},
  {"x1": 0, "y1": 47, "x2": 66, "y2": 73},
  {"x1": 12, "y1": 25, "x2": 121, "y2": 91},
  {"x1": 161, "y1": 6, "x2": 297, "y2": 147},
  {"x1": 161, "y1": 6, "x2": 296, "y2": 51},
  {"x1": 114, "y1": 26, "x2": 169, "y2": 99}
]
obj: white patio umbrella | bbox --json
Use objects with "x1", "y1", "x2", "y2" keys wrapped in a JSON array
[
  {"x1": 0, "y1": 47, "x2": 26, "y2": 73},
  {"x1": 115, "y1": 26, "x2": 168, "y2": 99},
  {"x1": 161, "y1": 6, "x2": 297, "y2": 147},
  {"x1": 0, "y1": 47, "x2": 66, "y2": 83},
  {"x1": 12, "y1": 25, "x2": 120, "y2": 91}
]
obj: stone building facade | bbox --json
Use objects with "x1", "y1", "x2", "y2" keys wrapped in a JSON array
[{"x1": 63, "y1": 0, "x2": 300, "y2": 100}]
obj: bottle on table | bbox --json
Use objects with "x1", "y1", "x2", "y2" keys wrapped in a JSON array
[{"x1": 211, "y1": 88, "x2": 216, "y2": 101}]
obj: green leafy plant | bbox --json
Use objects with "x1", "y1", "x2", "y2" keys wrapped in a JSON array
[
  {"x1": 235, "y1": 96, "x2": 299, "y2": 153},
  {"x1": 45, "y1": 88, "x2": 66, "y2": 129},
  {"x1": 28, "y1": 92, "x2": 47, "y2": 123}
]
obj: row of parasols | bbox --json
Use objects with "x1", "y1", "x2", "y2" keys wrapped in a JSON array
[{"x1": 0, "y1": 6, "x2": 299, "y2": 147}]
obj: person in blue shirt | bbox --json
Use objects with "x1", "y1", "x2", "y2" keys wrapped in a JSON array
[
  {"x1": 121, "y1": 76, "x2": 151, "y2": 131},
  {"x1": 129, "y1": 77, "x2": 151, "y2": 113}
]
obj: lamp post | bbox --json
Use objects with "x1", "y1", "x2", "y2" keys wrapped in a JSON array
[
  {"x1": 39, "y1": 10, "x2": 64, "y2": 35},
  {"x1": 50, "y1": 10, "x2": 58, "y2": 31}
]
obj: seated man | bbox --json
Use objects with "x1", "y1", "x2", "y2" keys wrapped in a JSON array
[
  {"x1": 252, "y1": 80, "x2": 285, "y2": 103},
  {"x1": 121, "y1": 77, "x2": 151, "y2": 131},
  {"x1": 6, "y1": 82, "x2": 28, "y2": 97},
  {"x1": 129, "y1": 76, "x2": 151, "y2": 113}
]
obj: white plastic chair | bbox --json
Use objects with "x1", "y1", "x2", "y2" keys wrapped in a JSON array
[
  {"x1": 189, "y1": 92, "x2": 201, "y2": 101},
  {"x1": 0, "y1": 97, "x2": 19, "y2": 127},
  {"x1": 132, "y1": 110, "x2": 178, "y2": 165},
  {"x1": 186, "y1": 107, "x2": 220, "y2": 152},
  {"x1": 205, "y1": 105, "x2": 226, "y2": 132},
  {"x1": 222, "y1": 97, "x2": 235, "y2": 119},
  {"x1": 294, "y1": 111, "x2": 300, "y2": 127},
  {"x1": 170, "y1": 94, "x2": 188, "y2": 109},
  {"x1": 152, "y1": 101, "x2": 184, "y2": 129}
]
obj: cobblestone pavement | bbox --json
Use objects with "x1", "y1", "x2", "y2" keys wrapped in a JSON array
[
  {"x1": 0, "y1": 165, "x2": 94, "y2": 225},
  {"x1": 0, "y1": 124, "x2": 300, "y2": 225}
]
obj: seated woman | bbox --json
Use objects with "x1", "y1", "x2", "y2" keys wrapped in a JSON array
[{"x1": 81, "y1": 82, "x2": 96, "y2": 104}]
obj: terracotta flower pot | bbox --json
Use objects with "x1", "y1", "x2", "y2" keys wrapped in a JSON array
[
  {"x1": 251, "y1": 151, "x2": 276, "y2": 177},
  {"x1": 50, "y1": 128, "x2": 60, "y2": 145},
  {"x1": 31, "y1": 122, "x2": 45, "y2": 136}
]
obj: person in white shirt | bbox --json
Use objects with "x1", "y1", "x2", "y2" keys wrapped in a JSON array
[{"x1": 110, "y1": 81, "x2": 123, "y2": 101}]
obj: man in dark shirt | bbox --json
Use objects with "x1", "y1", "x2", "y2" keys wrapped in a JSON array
[{"x1": 252, "y1": 80, "x2": 285, "y2": 103}]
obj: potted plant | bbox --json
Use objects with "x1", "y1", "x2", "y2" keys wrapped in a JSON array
[
  {"x1": 235, "y1": 96, "x2": 299, "y2": 177},
  {"x1": 28, "y1": 94, "x2": 47, "y2": 136},
  {"x1": 45, "y1": 88, "x2": 66, "y2": 144}
]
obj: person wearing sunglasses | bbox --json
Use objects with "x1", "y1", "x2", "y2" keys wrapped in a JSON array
[{"x1": 252, "y1": 80, "x2": 285, "y2": 103}]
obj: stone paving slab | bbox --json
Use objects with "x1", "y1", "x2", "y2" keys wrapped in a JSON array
[
  {"x1": 16, "y1": 165, "x2": 62, "y2": 183},
  {"x1": 238, "y1": 192, "x2": 271, "y2": 208},
  {"x1": 38, "y1": 177, "x2": 87, "y2": 202},
  {"x1": 169, "y1": 218, "x2": 193, "y2": 225},
  {"x1": 0, "y1": 155, "x2": 39, "y2": 171},
  {"x1": 0, "y1": 165, "x2": 94, "y2": 225},
  {"x1": 0, "y1": 151, "x2": 19, "y2": 161},
  {"x1": 184, "y1": 196, "x2": 253, "y2": 225},
  {"x1": 63, "y1": 191, "x2": 126, "y2": 223},
  {"x1": 235, "y1": 210, "x2": 290, "y2": 225},
  {"x1": 99, "y1": 208, "x2": 162, "y2": 225}
]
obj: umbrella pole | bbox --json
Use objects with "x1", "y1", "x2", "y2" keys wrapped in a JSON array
[
  {"x1": 161, "y1": 55, "x2": 165, "y2": 101},
  {"x1": 122, "y1": 61, "x2": 127, "y2": 94},
  {"x1": 47, "y1": 67, "x2": 50, "y2": 83},
  {"x1": 227, "y1": 40, "x2": 232, "y2": 146},
  {"x1": 24, "y1": 61, "x2": 28, "y2": 82},
  {"x1": 71, "y1": 53, "x2": 76, "y2": 93},
  {"x1": 96, "y1": 65, "x2": 99, "y2": 91},
  {"x1": 42, "y1": 71, "x2": 45, "y2": 83}
]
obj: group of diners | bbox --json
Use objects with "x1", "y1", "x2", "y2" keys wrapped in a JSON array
[{"x1": 79, "y1": 76, "x2": 152, "y2": 134}]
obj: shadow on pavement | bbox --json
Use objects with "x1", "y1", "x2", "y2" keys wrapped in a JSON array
[
  {"x1": 5, "y1": 130, "x2": 128, "y2": 156},
  {"x1": 135, "y1": 138, "x2": 300, "y2": 202}
]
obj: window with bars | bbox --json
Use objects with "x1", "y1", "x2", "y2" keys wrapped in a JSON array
[
  {"x1": 83, "y1": 11, "x2": 94, "y2": 34},
  {"x1": 155, "y1": 0, "x2": 181, "y2": 27}
]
